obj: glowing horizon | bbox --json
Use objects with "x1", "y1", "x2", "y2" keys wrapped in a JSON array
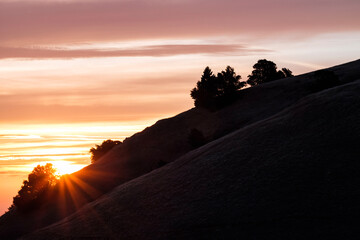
[{"x1": 0, "y1": 120, "x2": 156, "y2": 173}]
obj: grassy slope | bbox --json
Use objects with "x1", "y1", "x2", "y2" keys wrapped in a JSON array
[{"x1": 26, "y1": 79, "x2": 360, "y2": 239}]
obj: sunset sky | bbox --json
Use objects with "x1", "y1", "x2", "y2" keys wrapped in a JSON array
[{"x1": 0, "y1": 0, "x2": 359, "y2": 213}]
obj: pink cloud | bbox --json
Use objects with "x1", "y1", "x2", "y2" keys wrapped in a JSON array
[
  {"x1": 0, "y1": 0, "x2": 358, "y2": 45},
  {"x1": 0, "y1": 44, "x2": 269, "y2": 59}
]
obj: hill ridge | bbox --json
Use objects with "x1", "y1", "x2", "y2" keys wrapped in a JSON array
[
  {"x1": 1, "y1": 59, "x2": 359, "y2": 239},
  {"x1": 26, "y1": 78, "x2": 360, "y2": 239}
]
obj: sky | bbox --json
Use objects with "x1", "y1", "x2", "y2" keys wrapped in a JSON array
[{"x1": 0, "y1": 0, "x2": 359, "y2": 213}]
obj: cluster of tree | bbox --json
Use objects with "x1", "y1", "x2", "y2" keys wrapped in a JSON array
[
  {"x1": 191, "y1": 59, "x2": 293, "y2": 109},
  {"x1": 12, "y1": 163, "x2": 58, "y2": 212},
  {"x1": 89, "y1": 139, "x2": 122, "y2": 163},
  {"x1": 190, "y1": 66, "x2": 246, "y2": 109},
  {"x1": 247, "y1": 59, "x2": 293, "y2": 86}
]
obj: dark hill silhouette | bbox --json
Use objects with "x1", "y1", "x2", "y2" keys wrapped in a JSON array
[
  {"x1": 26, "y1": 77, "x2": 360, "y2": 239},
  {"x1": 0, "y1": 59, "x2": 359, "y2": 239}
]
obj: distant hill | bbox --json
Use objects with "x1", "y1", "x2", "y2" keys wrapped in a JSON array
[{"x1": 1, "y1": 59, "x2": 360, "y2": 239}]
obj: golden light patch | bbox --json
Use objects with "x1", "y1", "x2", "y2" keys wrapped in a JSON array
[
  {"x1": 28, "y1": 161, "x2": 87, "y2": 176},
  {"x1": 52, "y1": 161, "x2": 87, "y2": 175}
]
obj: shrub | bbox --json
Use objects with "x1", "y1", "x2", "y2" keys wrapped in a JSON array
[
  {"x1": 90, "y1": 139, "x2": 122, "y2": 163},
  {"x1": 12, "y1": 163, "x2": 58, "y2": 212},
  {"x1": 188, "y1": 128, "x2": 206, "y2": 148}
]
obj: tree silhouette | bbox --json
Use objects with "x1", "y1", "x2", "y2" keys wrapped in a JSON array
[
  {"x1": 13, "y1": 163, "x2": 58, "y2": 212},
  {"x1": 188, "y1": 128, "x2": 206, "y2": 148},
  {"x1": 190, "y1": 67, "x2": 219, "y2": 108},
  {"x1": 217, "y1": 66, "x2": 246, "y2": 98},
  {"x1": 90, "y1": 139, "x2": 122, "y2": 163},
  {"x1": 247, "y1": 59, "x2": 293, "y2": 86},
  {"x1": 281, "y1": 68, "x2": 294, "y2": 78},
  {"x1": 191, "y1": 66, "x2": 245, "y2": 109}
]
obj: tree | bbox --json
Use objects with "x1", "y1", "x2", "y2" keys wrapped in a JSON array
[
  {"x1": 190, "y1": 67, "x2": 219, "y2": 108},
  {"x1": 247, "y1": 59, "x2": 293, "y2": 86},
  {"x1": 191, "y1": 66, "x2": 246, "y2": 109},
  {"x1": 217, "y1": 66, "x2": 246, "y2": 97},
  {"x1": 90, "y1": 139, "x2": 122, "y2": 163},
  {"x1": 13, "y1": 163, "x2": 58, "y2": 212}
]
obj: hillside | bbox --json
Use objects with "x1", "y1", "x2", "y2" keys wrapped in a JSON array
[
  {"x1": 26, "y1": 72, "x2": 360, "y2": 239},
  {"x1": 1, "y1": 59, "x2": 360, "y2": 239}
]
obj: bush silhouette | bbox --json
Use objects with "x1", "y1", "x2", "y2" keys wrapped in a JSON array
[
  {"x1": 280, "y1": 68, "x2": 294, "y2": 78},
  {"x1": 191, "y1": 66, "x2": 246, "y2": 109},
  {"x1": 90, "y1": 139, "x2": 122, "y2": 163},
  {"x1": 188, "y1": 128, "x2": 206, "y2": 148},
  {"x1": 247, "y1": 59, "x2": 293, "y2": 86},
  {"x1": 309, "y1": 70, "x2": 340, "y2": 92},
  {"x1": 12, "y1": 163, "x2": 58, "y2": 212},
  {"x1": 157, "y1": 159, "x2": 168, "y2": 168}
]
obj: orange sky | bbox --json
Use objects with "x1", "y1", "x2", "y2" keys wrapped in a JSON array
[{"x1": 0, "y1": 0, "x2": 359, "y2": 214}]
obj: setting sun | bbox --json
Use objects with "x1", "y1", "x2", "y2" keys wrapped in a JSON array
[
  {"x1": 29, "y1": 161, "x2": 87, "y2": 176},
  {"x1": 51, "y1": 161, "x2": 87, "y2": 175}
]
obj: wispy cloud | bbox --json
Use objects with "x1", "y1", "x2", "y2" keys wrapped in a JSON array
[
  {"x1": 0, "y1": 44, "x2": 269, "y2": 59},
  {"x1": 1, "y1": 0, "x2": 358, "y2": 45}
]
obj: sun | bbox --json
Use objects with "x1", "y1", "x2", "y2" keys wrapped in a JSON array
[
  {"x1": 49, "y1": 161, "x2": 87, "y2": 175},
  {"x1": 26, "y1": 161, "x2": 88, "y2": 176}
]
